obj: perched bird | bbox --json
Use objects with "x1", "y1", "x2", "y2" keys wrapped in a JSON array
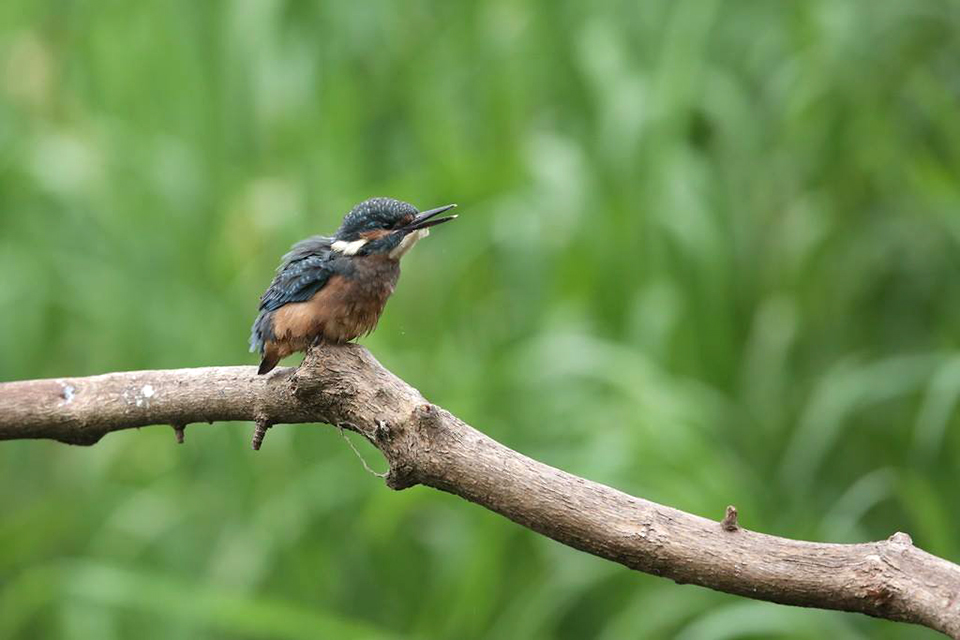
[{"x1": 250, "y1": 197, "x2": 457, "y2": 375}]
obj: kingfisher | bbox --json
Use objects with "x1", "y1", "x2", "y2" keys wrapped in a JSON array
[{"x1": 249, "y1": 197, "x2": 457, "y2": 375}]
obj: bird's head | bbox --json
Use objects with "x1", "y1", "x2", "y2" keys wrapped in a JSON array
[{"x1": 332, "y1": 197, "x2": 457, "y2": 259}]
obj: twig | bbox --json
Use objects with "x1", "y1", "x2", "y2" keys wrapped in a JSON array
[{"x1": 251, "y1": 417, "x2": 271, "y2": 450}]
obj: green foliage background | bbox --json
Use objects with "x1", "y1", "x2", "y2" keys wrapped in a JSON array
[{"x1": 2, "y1": 2, "x2": 959, "y2": 638}]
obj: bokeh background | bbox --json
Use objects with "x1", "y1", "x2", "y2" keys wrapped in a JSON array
[{"x1": 2, "y1": 1, "x2": 959, "y2": 638}]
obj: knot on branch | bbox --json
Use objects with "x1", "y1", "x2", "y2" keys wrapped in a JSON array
[
  {"x1": 291, "y1": 367, "x2": 323, "y2": 400},
  {"x1": 385, "y1": 463, "x2": 419, "y2": 491},
  {"x1": 857, "y1": 559, "x2": 901, "y2": 613},
  {"x1": 414, "y1": 403, "x2": 447, "y2": 436},
  {"x1": 57, "y1": 429, "x2": 104, "y2": 447},
  {"x1": 721, "y1": 505, "x2": 740, "y2": 532},
  {"x1": 887, "y1": 531, "x2": 913, "y2": 546},
  {"x1": 372, "y1": 420, "x2": 392, "y2": 442},
  {"x1": 864, "y1": 584, "x2": 898, "y2": 611}
]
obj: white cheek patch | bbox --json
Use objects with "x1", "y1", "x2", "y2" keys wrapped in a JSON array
[
  {"x1": 332, "y1": 238, "x2": 368, "y2": 255},
  {"x1": 389, "y1": 228, "x2": 429, "y2": 259}
]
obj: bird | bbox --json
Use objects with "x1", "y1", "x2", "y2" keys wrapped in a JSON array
[{"x1": 249, "y1": 197, "x2": 457, "y2": 375}]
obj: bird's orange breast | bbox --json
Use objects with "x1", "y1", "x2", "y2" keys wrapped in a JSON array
[{"x1": 271, "y1": 257, "x2": 400, "y2": 350}]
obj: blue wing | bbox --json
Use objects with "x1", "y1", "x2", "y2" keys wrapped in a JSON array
[{"x1": 249, "y1": 236, "x2": 335, "y2": 353}]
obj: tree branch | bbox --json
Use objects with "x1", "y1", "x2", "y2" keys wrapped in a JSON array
[{"x1": 1, "y1": 344, "x2": 958, "y2": 637}]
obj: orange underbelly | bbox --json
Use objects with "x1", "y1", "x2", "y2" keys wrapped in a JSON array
[{"x1": 271, "y1": 272, "x2": 395, "y2": 351}]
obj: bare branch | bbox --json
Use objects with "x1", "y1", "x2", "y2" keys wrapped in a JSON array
[{"x1": 1, "y1": 344, "x2": 958, "y2": 637}]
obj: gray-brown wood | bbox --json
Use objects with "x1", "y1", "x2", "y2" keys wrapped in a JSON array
[{"x1": 1, "y1": 343, "x2": 958, "y2": 637}]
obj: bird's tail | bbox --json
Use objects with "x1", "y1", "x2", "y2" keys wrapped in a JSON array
[
  {"x1": 250, "y1": 310, "x2": 278, "y2": 374},
  {"x1": 258, "y1": 350, "x2": 281, "y2": 375}
]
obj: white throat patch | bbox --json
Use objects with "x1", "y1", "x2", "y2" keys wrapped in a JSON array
[
  {"x1": 331, "y1": 238, "x2": 368, "y2": 255},
  {"x1": 390, "y1": 228, "x2": 429, "y2": 259}
]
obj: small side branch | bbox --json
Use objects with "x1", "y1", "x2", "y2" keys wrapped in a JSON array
[
  {"x1": 0, "y1": 344, "x2": 958, "y2": 638},
  {"x1": 721, "y1": 505, "x2": 740, "y2": 532},
  {"x1": 251, "y1": 418, "x2": 271, "y2": 450}
]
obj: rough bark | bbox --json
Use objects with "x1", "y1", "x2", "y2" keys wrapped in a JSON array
[{"x1": 1, "y1": 344, "x2": 958, "y2": 637}]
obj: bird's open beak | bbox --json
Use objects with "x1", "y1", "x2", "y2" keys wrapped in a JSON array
[{"x1": 403, "y1": 204, "x2": 458, "y2": 232}]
